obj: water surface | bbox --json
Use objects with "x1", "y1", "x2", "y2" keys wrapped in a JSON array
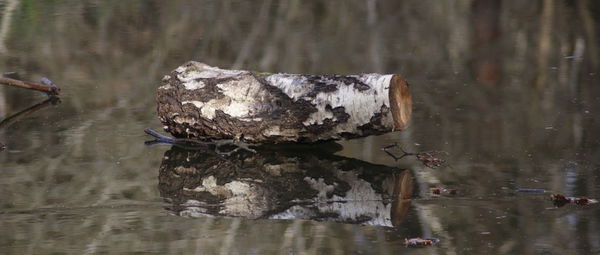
[{"x1": 1, "y1": 1, "x2": 600, "y2": 254}]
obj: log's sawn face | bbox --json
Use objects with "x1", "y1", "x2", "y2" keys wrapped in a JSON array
[{"x1": 156, "y1": 61, "x2": 412, "y2": 143}]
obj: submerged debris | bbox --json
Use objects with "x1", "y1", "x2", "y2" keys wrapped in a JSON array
[
  {"x1": 0, "y1": 143, "x2": 5, "y2": 151},
  {"x1": 550, "y1": 194, "x2": 599, "y2": 207},
  {"x1": 144, "y1": 128, "x2": 256, "y2": 154},
  {"x1": 383, "y1": 143, "x2": 448, "y2": 169},
  {"x1": 516, "y1": 188, "x2": 547, "y2": 194},
  {"x1": 405, "y1": 237, "x2": 440, "y2": 247},
  {"x1": 431, "y1": 187, "x2": 457, "y2": 195}
]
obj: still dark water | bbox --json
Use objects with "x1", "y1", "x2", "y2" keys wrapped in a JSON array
[{"x1": 1, "y1": 1, "x2": 600, "y2": 254}]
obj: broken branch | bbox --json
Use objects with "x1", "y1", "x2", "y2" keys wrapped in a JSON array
[
  {"x1": 383, "y1": 143, "x2": 448, "y2": 169},
  {"x1": 405, "y1": 238, "x2": 440, "y2": 248},
  {"x1": 550, "y1": 193, "x2": 599, "y2": 207},
  {"x1": 144, "y1": 128, "x2": 256, "y2": 155},
  {"x1": 0, "y1": 76, "x2": 60, "y2": 96}
]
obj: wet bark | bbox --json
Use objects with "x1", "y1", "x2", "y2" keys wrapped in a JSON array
[
  {"x1": 158, "y1": 144, "x2": 413, "y2": 228},
  {"x1": 156, "y1": 61, "x2": 412, "y2": 143}
]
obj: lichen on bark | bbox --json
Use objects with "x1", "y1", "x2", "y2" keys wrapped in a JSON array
[{"x1": 157, "y1": 61, "x2": 411, "y2": 143}]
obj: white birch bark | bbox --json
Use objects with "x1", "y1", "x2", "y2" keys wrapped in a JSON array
[
  {"x1": 159, "y1": 147, "x2": 413, "y2": 228},
  {"x1": 157, "y1": 61, "x2": 411, "y2": 143}
]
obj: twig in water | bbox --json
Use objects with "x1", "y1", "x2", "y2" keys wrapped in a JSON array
[
  {"x1": 382, "y1": 143, "x2": 413, "y2": 161},
  {"x1": 405, "y1": 237, "x2": 440, "y2": 247},
  {"x1": 143, "y1": 128, "x2": 256, "y2": 154},
  {"x1": 144, "y1": 128, "x2": 259, "y2": 171},
  {"x1": 0, "y1": 76, "x2": 60, "y2": 96},
  {"x1": 550, "y1": 193, "x2": 599, "y2": 207},
  {"x1": 383, "y1": 143, "x2": 448, "y2": 169},
  {"x1": 431, "y1": 187, "x2": 457, "y2": 195},
  {"x1": 144, "y1": 128, "x2": 210, "y2": 147}
]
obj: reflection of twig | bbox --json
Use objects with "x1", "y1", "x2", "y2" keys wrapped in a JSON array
[
  {"x1": 0, "y1": 77, "x2": 60, "y2": 96},
  {"x1": 383, "y1": 143, "x2": 448, "y2": 169},
  {"x1": 0, "y1": 97, "x2": 60, "y2": 130},
  {"x1": 0, "y1": 97, "x2": 60, "y2": 151}
]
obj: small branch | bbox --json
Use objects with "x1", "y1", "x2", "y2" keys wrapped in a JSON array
[
  {"x1": 144, "y1": 128, "x2": 256, "y2": 154},
  {"x1": 382, "y1": 143, "x2": 413, "y2": 161},
  {"x1": 144, "y1": 128, "x2": 259, "y2": 171},
  {"x1": 382, "y1": 143, "x2": 448, "y2": 169},
  {"x1": 0, "y1": 76, "x2": 60, "y2": 96},
  {"x1": 144, "y1": 128, "x2": 212, "y2": 147}
]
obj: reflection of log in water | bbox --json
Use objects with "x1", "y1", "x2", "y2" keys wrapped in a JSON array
[{"x1": 158, "y1": 144, "x2": 413, "y2": 227}]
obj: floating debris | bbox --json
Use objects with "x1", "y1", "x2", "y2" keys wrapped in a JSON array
[
  {"x1": 383, "y1": 143, "x2": 448, "y2": 169},
  {"x1": 405, "y1": 237, "x2": 440, "y2": 247},
  {"x1": 415, "y1": 151, "x2": 448, "y2": 168},
  {"x1": 550, "y1": 194, "x2": 598, "y2": 207},
  {"x1": 431, "y1": 187, "x2": 457, "y2": 195},
  {"x1": 516, "y1": 188, "x2": 547, "y2": 194},
  {"x1": 574, "y1": 198, "x2": 597, "y2": 206}
]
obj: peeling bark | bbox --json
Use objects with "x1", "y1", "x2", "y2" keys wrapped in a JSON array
[
  {"x1": 157, "y1": 61, "x2": 412, "y2": 143},
  {"x1": 158, "y1": 145, "x2": 413, "y2": 227}
]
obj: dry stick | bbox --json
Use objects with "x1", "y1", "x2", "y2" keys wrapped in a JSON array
[
  {"x1": 144, "y1": 128, "x2": 256, "y2": 154},
  {"x1": 383, "y1": 143, "x2": 448, "y2": 169},
  {"x1": 144, "y1": 128, "x2": 248, "y2": 171},
  {"x1": 0, "y1": 77, "x2": 60, "y2": 96},
  {"x1": 144, "y1": 128, "x2": 213, "y2": 147},
  {"x1": 382, "y1": 143, "x2": 413, "y2": 161}
]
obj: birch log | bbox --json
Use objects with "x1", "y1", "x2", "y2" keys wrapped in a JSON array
[{"x1": 157, "y1": 61, "x2": 412, "y2": 143}]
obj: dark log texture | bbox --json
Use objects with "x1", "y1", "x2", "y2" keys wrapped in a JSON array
[
  {"x1": 157, "y1": 61, "x2": 412, "y2": 143},
  {"x1": 158, "y1": 145, "x2": 413, "y2": 227}
]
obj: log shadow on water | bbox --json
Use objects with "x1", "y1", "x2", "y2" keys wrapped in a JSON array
[{"x1": 157, "y1": 143, "x2": 414, "y2": 228}]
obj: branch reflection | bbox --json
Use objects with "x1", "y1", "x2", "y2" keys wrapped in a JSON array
[
  {"x1": 0, "y1": 97, "x2": 60, "y2": 130},
  {"x1": 158, "y1": 144, "x2": 413, "y2": 228},
  {"x1": 0, "y1": 97, "x2": 61, "y2": 150}
]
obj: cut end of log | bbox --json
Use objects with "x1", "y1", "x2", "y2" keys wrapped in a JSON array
[{"x1": 389, "y1": 75, "x2": 412, "y2": 131}]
